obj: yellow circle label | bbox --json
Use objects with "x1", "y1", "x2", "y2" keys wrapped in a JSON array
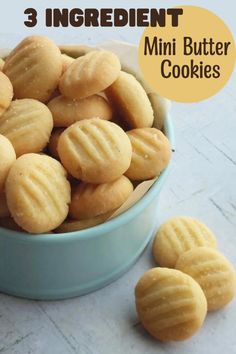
[{"x1": 138, "y1": 6, "x2": 236, "y2": 102}]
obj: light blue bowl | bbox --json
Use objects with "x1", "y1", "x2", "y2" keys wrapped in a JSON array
[{"x1": 0, "y1": 115, "x2": 174, "y2": 300}]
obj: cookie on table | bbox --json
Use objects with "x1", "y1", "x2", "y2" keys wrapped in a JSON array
[
  {"x1": 59, "y1": 50, "x2": 121, "y2": 100},
  {"x1": 152, "y1": 216, "x2": 217, "y2": 268},
  {"x1": 106, "y1": 71, "x2": 154, "y2": 128},
  {"x1": 0, "y1": 134, "x2": 16, "y2": 191},
  {"x1": 48, "y1": 129, "x2": 64, "y2": 159},
  {"x1": 0, "y1": 58, "x2": 5, "y2": 71},
  {"x1": 3, "y1": 36, "x2": 62, "y2": 102},
  {"x1": 69, "y1": 176, "x2": 133, "y2": 220},
  {"x1": 58, "y1": 118, "x2": 132, "y2": 183},
  {"x1": 61, "y1": 54, "x2": 75, "y2": 74},
  {"x1": 0, "y1": 72, "x2": 13, "y2": 117},
  {"x1": 135, "y1": 268, "x2": 207, "y2": 341},
  {"x1": 0, "y1": 99, "x2": 53, "y2": 157},
  {"x1": 48, "y1": 94, "x2": 113, "y2": 127},
  {"x1": 55, "y1": 211, "x2": 113, "y2": 233},
  {"x1": 125, "y1": 128, "x2": 171, "y2": 181},
  {"x1": 176, "y1": 247, "x2": 236, "y2": 311},
  {"x1": 6, "y1": 153, "x2": 71, "y2": 233}
]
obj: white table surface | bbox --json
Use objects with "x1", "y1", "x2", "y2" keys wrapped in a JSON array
[{"x1": 0, "y1": 4, "x2": 236, "y2": 352}]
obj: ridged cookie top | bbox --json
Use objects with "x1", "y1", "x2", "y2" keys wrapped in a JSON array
[
  {"x1": 69, "y1": 176, "x2": 133, "y2": 220},
  {"x1": 0, "y1": 99, "x2": 53, "y2": 157},
  {"x1": 58, "y1": 118, "x2": 132, "y2": 183},
  {"x1": 59, "y1": 50, "x2": 121, "y2": 99},
  {"x1": 106, "y1": 71, "x2": 154, "y2": 128},
  {"x1": 125, "y1": 127, "x2": 171, "y2": 181},
  {"x1": 176, "y1": 247, "x2": 236, "y2": 311},
  {"x1": 0, "y1": 134, "x2": 16, "y2": 191},
  {"x1": 152, "y1": 216, "x2": 217, "y2": 268},
  {"x1": 3, "y1": 36, "x2": 62, "y2": 102},
  {"x1": 47, "y1": 94, "x2": 113, "y2": 127},
  {"x1": 6, "y1": 153, "x2": 71, "y2": 233},
  {"x1": 135, "y1": 268, "x2": 207, "y2": 341},
  {"x1": 0, "y1": 72, "x2": 13, "y2": 117}
]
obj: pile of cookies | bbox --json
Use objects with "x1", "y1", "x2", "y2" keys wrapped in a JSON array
[
  {"x1": 135, "y1": 216, "x2": 236, "y2": 341},
  {"x1": 0, "y1": 35, "x2": 171, "y2": 234}
]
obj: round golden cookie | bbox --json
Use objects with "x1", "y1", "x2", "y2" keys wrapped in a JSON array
[
  {"x1": 125, "y1": 128, "x2": 171, "y2": 181},
  {"x1": 152, "y1": 216, "x2": 217, "y2": 268},
  {"x1": 176, "y1": 247, "x2": 236, "y2": 311},
  {"x1": 135, "y1": 268, "x2": 207, "y2": 341},
  {"x1": 3, "y1": 36, "x2": 62, "y2": 102},
  {"x1": 69, "y1": 176, "x2": 133, "y2": 220},
  {"x1": 61, "y1": 54, "x2": 75, "y2": 74},
  {"x1": 0, "y1": 99, "x2": 53, "y2": 157},
  {"x1": 48, "y1": 129, "x2": 64, "y2": 159},
  {"x1": 0, "y1": 72, "x2": 13, "y2": 117},
  {"x1": 0, "y1": 58, "x2": 4, "y2": 71},
  {"x1": 0, "y1": 134, "x2": 16, "y2": 191},
  {"x1": 58, "y1": 118, "x2": 132, "y2": 183},
  {"x1": 59, "y1": 50, "x2": 121, "y2": 100},
  {"x1": 6, "y1": 153, "x2": 71, "y2": 233},
  {"x1": 106, "y1": 71, "x2": 154, "y2": 128},
  {"x1": 0, "y1": 191, "x2": 10, "y2": 218},
  {"x1": 55, "y1": 211, "x2": 113, "y2": 233},
  {"x1": 47, "y1": 94, "x2": 113, "y2": 127}
]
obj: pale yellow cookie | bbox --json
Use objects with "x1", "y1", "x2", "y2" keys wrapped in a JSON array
[
  {"x1": 0, "y1": 58, "x2": 5, "y2": 71},
  {"x1": 55, "y1": 211, "x2": 113, "y2": 233},
  {"x1": 106, "y1": 71, "x2": 154, "y2": 128},
  {"x1": 0, "y1": 134, "x2": 16, "y2": 191},
  {"x1": 59, "y1": 44, "x2": 94, "y2": 58},
  {"x1": 152, "y1": 216, "x2": 217, "y2": 268},
  {"x1": 69, "y1": 176, "x2": 133, "y2": 220},
  {"x1": 176, "y1": 247, "x2": 236, "y2": 311},
  {"x1": 6, "y1": 153, "x2": 71, "y2": 233},
  {"x1": 48, "y1": 129, "x2": 64, "y2": 159},
  {"x1": 0, "y1": 191, "x2": 10, "y2": 218},
  {"x1": 0, "y1": 72, "x2": 13, "y2": 117},
  {"x1": 61, "y1": 54, "x2": 75, "y2": 74},
  {"x1": 58, "y1": 118, "x2": 132, "y2": 183},
  {"x1": 125, "y1": 128, "x2": 171, "y2": 181},
  {"x1": 47, "y1": 94, "x2": 113, "y2": 127},
  {"x1": 0, "y1": 99, "x2": 53, "y2": 156},
  {"x1": 59, "y1": 50, "x2": 121, "y2": 100},
  {"x1": 135, "y1": 268, "x2": 207, "y2": 341},
  {"x1": 3, "y1": 35, "x2": 62, "y2": 102}
]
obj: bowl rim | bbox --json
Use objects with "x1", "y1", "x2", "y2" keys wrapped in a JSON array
[{"x1": 0, "y1": 114, "x2": 175, "y2": 243}]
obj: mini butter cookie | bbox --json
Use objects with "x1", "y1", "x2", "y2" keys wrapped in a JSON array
[
  {"x1": 48, "y1": 129, "x2": 64, "y2": 159},
  {"x1": 0, "y1": 72, "x2": 13, "y2": 117},
  {"x1": 59, "y1": 50, "x2": 121, "y2": 100},
  {"x1": 58, "y1": 118, "x2": 132, "y2": 183},
  {"x1": 55, "y1": 211, "x2": 113, "y2": 233},
  {"x1": 69, "y1": 176, "x2": 133, "y2": 220},
  {"x1": 106, "y1": 71, "x2": 154, "y2": 128},
  {"x1": 48, "y1": 94, "x2": 113, "y2": 127},
  {"x1": 4, "y1": 36, "x2": 62, "y2": 102},
  {"x1": 6, "y1": 153, "x2": 71, "y2": 233},
  {"x1": 0, "y1": 134, "x2": 16, "y2": 191},
  {"x1": 135, "y1": 268, "x2": 207, "y2": 341},
  {"x1": 0, "y1": 58, "x2": 4, "y2": 71},
  {"x1": 152, "y1": 216, "x2": 217, "y2": 268},
  {"x1": 125, "y1": 128, "x2": 171, "y2": 181},
  {"x1": 176, "y1": 247, "x2": 236, "y2": 311},
  {"x1": 61, "y1": 54, "x2": 75, "y2": 74},
  {"x1": 0, "y1": 99, "x2": 53, "y2": 156}
]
